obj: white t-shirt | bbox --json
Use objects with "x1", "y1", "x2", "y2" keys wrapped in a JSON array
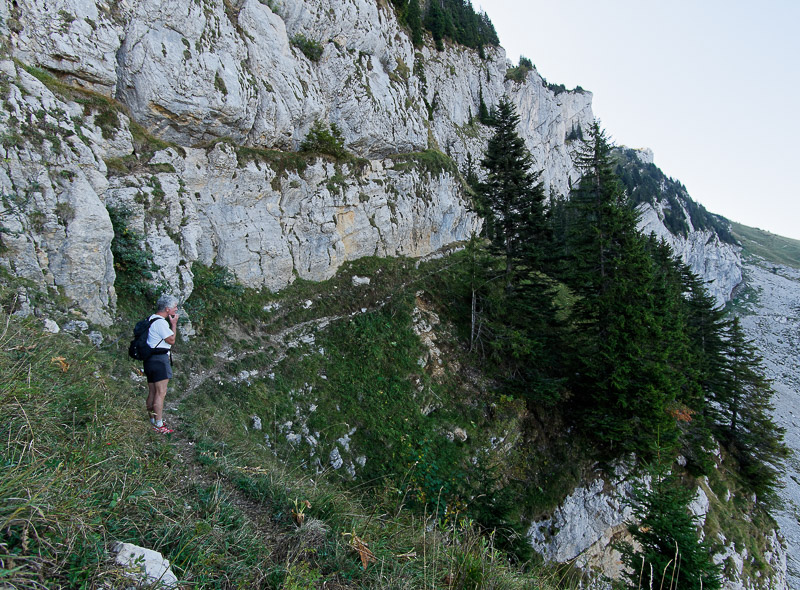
[{"x1": 147, "y1": 314, "x2": 174, "y2": 350}]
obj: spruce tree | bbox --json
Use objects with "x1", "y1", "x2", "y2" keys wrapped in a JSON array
[
  {"x1": 681, "y1": 267, "x2": 730, "y2": 411},
  {"x1": 678, "y1": 266, "x2": 730, "y2": 471},
  {"x1": 477, "y1": 96, "x2": 563, "y2": 404},
  {"x1": 479, "y1": 96, "x2": 548, "y2": 288},
  {"x1": 716, "y1": 317, "x2": 788, "y2": 497},
  {"x1": 406, "y1": 0, "x2": 423, "y2": 47},
  {"x1": 618, "y1": 463, "x2": 722, "y2": 590},
  {"x1": 478, "y1": 84, "x2": 491, "y2": 125},
  {"x1": 559, "y1": 122, "x2": 681, "y2": 457},
  {"x1": 425, "y1": 0, "x2": 446, "y2": 51}
]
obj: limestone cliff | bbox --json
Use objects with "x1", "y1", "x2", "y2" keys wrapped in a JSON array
[
  {"x1": 615, "y1": 146, "x2": 742, "y2": 307},
  {"x1": 0, "y1": 0, "x2": 739, "y2": 325},
  {"x1": 0, "y1": 0, "x2": 596, "y2": 324}
]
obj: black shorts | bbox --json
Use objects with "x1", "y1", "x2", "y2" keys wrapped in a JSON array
[{"x1": 143, "y1": 352, "x2": 172, "y2": 383}]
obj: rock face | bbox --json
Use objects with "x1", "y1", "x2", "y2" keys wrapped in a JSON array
[
  {"x1": 527, "y1": 473, "x2": 636, "y2": 578},
  {"x1": 0, "y1": 61, "x2": 117, "y2": 325},
  {"x1": 0, "y1": 0, "x2": 595, "y2": 322},
  {"x1": 613, "y1": 146, "x2": 743, "y2": 307},
  {"x1": 528, "y1": 468, "x2": 788, "y2": 589},
  {"x1": 638, "y1": 201, "x2": 742, "y2": 307},
  {"x1": 0, "y1": 0, "x2": 738, "y2": 323},
  {"x1": 736, "y1": 257, "x2": 800, "y2": 588},
  {"x1": 6, "y1": 0, "x2": 595, "y2": 191},
  {"x1": 106, "y1": 145, "x2": 480, "y2": 299}
]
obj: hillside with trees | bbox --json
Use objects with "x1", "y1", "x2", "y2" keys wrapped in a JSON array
[
  {"x1": 613, "y1": 148, "x2": 736, "y2": 243},
  {"x1": 0, "y1": 0, "x2": 791, "y2": 584},
  {"x1": 0, "y1": 107, "x2": 789, "y2": 585}
]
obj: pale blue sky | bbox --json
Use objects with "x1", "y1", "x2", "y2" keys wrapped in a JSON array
[{"x1": 478, "y1": 0, "x2": 800, "y2": 240}]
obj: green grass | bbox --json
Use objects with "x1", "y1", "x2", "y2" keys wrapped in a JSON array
[
  {"x1": 0, "y1": 313, "x2": 280, "y2": 587},
  {"x1": 730, "y1": 221, "x2": 800, "y2": 268},
  {"x1": 390, "y1": 149, "x2": 460, "y2": 177},
  {"x1": 175, "y1": 252, "x2": 598, "y2": 565},
  {"x1": 0, "y1": 244, "x2": 784, "y2": 588},
  {"x1": 0, "y1": 261, "x2": 568, "y2": 588},
  {"x1": 701, "y1": 450, "x2": 780, "y2": 582}
]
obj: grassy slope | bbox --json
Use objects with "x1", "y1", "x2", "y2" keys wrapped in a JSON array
[
  {"x1": 730, "y1": 221, "x2": 800, "y2": 268},
  {"x1": 0, "y1": 315, "x2": 280, "y2": 587},
  {"x1": 0, "y1": 259, "x2": 571, "y2": 589},
  {"x1": 0, "y1": 247, "x2": 786, "y2": 588}
]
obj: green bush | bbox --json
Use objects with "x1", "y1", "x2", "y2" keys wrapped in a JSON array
[
  {"x1": 299, "y1": 120, "x2": 348, "y2": 159},
  {"x1": 505, "y1": 57, "x2": 532, "y2": 83},
  {"x1": 107, "y1": 204, "x2": 158, "y2": 299},
  {"x1": 390, "y1": 149, "x2": 459, "y2": 176},
  {"x1": 291, "y1": 34, "x2": 324, "y2": 62},
  {"x1": 182, "y1": 264, "x2": 244, "y2": 336}
]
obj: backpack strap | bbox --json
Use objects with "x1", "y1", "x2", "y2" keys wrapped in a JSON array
[{"x1": 149, "y1": 316, "x2": 171, "y2": 350}]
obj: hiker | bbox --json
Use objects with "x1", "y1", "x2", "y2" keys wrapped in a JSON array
[{"x1": 144, "y1": 294, "x2": 179, "y2": 434}]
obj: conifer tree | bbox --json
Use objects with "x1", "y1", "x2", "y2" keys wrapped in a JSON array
[
  {"x1": 478, "y1": 84, "x2": 491, "y2": 124},
  {"x1": 476, "y1": 96, "x2": 563, "y2": 404},
  {"x1": 676, "y1": 266, "x2": 730, "y2": 471},
  {"x1": 463, "y1": 152, "x2": 479, "y2": 193},
  {"x1": 716, "y1": 317, "x2": 788, "y2": 497},
  {"x1": 681, "y1": 268, "x2": 730, "y2": 408},
  {"x1": 406, "y1": 0, "x2": 423, "y2": 47},
  {"x1": 559, "y1": 122, "x2": 681, "y2": 456},
  {"x1": 646, "y1": 236, "x2": 691, "y2": 400},
  {"x1": 618, "y1": 462, "x2": 722, "y2": 590},
  {"x1": 478, "y1": 96, "x2": 548, "y2": 288},
  {"x1": 425, "y1": 0, "x2": 447, "y2": 51}
]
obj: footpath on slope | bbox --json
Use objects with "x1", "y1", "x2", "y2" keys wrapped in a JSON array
[{"x1": 154, "y1": 313, "x2": 348, "y2": 560}]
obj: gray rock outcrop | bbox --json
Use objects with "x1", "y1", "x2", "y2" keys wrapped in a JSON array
[
  {"x1": 0, "y1": 0, "x2": 596, "y2": 323},
  {"x1": 638, "y1": 201, "x2": 742, "y2": 307},
  {"x1": 0, "y1": 60, "x2": 116, "y2": 325},
  {"x1": 527, "y1": 474, "x2": 635, "y2": 576},
  {"x1": 737, "y1": 257, "x2": 800, "y2": 588},
  {"x1": 527, "y1": 468, "x2": 788, "y2": 589},
  {"x1": 0, "y1": 0, "x2": 741, "y2": 325}
]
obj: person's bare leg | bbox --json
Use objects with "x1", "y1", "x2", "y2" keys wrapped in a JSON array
[
  {"x1": 146, "y1": 382, "x2": 157, "y2": 421},
  {"x1": 152, "y1": 379, "x2": 169, "y2": 425}
]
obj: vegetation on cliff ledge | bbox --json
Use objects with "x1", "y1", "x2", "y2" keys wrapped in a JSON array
[{"x1": 390, "y1": 0, "x2": 499, "y2": 52}]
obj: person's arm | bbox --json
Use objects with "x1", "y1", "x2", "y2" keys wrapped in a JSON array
[{"x1": 164, "y1": 314, "x2": 177, "y2": 345}]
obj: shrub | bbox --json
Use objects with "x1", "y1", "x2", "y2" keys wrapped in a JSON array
[
  {"x1": 299, "y1": 120, "x2": 347, "y2": 159},
  {"x1": 54, "y1": 202, "x2": 75, "y2": 224},
  {"x1": 291, "y1": 34, "x2": 324, "y2": 62},
  {"x1": 214, "y1": 71, "x2": 228, "y2": 95},
  {"x1": 505, "y1": 58, "x2": 532, "y2": 83},
  {"x1": 107, "y1": 204, "x2": 158, "y2": 298},
  {"x1": 182, "y1": 264, "x2": 244, "y2": 335},
  {"x1": 390, "y1": 149, "x2": 459, "y2": 177}
]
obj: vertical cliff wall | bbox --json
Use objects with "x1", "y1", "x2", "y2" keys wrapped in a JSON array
[{"x1": 0, "y1": 0, "x2": 595, "y2": 323}]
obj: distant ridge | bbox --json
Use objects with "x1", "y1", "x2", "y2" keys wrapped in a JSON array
[{"x1": 730, "y1": 222, "x2": 800, "y2": 269}]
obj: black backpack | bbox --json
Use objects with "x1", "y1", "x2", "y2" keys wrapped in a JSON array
[{"x1": 128, "y1": 317, "x2": 167, "y2": 361}]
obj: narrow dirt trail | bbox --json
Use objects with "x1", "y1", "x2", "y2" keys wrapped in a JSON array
[
  {"x1": 149, "y1": 265, "x2": 435, "y2": 562},
  {"x1": 154, "y1": 313, "x2": 348, "y2": 548}
]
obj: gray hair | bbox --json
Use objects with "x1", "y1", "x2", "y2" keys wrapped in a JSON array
[{"x1": 156, "y1": 293, "x2": 179, "y2": 311}]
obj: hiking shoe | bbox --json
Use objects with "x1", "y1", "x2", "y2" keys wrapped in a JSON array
[{"x1": 153, "y1": 425, "x2": 174, "y2": 434}]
